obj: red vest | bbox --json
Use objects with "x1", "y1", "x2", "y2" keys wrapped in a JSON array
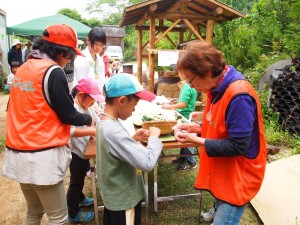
[
  {"x1": 195, "y1": 80, "x2": 267, "y2": 206},
  {"x1": 6, "y1": 58, "x2": 71, "y2": 151}
]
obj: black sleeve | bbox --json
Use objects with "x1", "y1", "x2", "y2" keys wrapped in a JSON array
[
  {"x1": 47, "y1": 67, "x2": 92, "y2": 126},
  {"x1": 204, "y1": 136, "x2": 251, "y2": 157},
  {"x1": 8, "y1": 50, "x2": 12, "y2": 66}
]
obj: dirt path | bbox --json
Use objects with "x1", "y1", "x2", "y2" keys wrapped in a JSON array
[{"x1": 0, "y1": 93, "x2": 92, "y2": 225}]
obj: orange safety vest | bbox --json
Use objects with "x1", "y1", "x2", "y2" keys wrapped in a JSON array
[
  {"x1": 195, "y1": 80, "x2": 267, "y2": 206},
  {"x1": 6, "y1": 58, "x2": 71, "y2": 152}
]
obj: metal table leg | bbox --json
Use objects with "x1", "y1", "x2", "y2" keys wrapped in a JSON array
[
  {"x1": 143, "y1": 172, "x2": 149, "y2": 224},
  {"x1": 154, "y1": 163, "x2": 158, "y2": 212}
]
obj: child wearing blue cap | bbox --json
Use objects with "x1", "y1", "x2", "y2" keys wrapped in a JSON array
[{"x1": 96, "y1": 73, "x2": 163, "y2": 225}]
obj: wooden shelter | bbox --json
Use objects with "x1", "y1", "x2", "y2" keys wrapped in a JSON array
[{"x1": 120, "y1": 0, "x2": 245, "y2": 102}]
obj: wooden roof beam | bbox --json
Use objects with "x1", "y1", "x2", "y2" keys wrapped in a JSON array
[
  {"x1": 124, "y1": 0, "x2": 160, "y2": 12},
  {"x1": 155, "y1": 19, "x2": 182, "y2": 44},
  {"x1": 150, "y1": 12, "x2": 208, "y2": 20},
  {"x1": 183, "y1": 19, "x2": 204, "y2": 42},
  {"x1": 136, "y1": 3, "x2": 158, "y2": 26},
  {"x1": 208, "y1": 0, "x2": 245, "y2": 17},
  {"x1": 165, "y1": 34, "x2": 177, "y2": 48},
  {"x1": 166, "y1": 0, "x2": 191, "y2": 13},
  {"x1": 135, "y1": 25, "x2": 186, "y2": 32}
]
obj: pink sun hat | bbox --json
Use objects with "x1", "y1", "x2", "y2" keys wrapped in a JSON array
[{"x1": 76, "y1": 78, "x2": 105, "y2": 102}]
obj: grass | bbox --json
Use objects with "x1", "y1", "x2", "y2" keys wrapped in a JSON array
[{"x1": 78, "y1": 149, "x2": 264, "y2": 225}]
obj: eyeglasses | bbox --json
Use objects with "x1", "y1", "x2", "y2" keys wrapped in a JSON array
[{"x1": 187, "y1": 74, "x2": 197, "y2": 84}]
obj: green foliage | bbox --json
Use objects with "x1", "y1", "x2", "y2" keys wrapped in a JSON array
[{"x1": 0, "y1": 137, "x2": 5, "y2": 153}]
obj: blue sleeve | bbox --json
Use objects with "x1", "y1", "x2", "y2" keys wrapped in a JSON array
[
  {"x1": 226, "y1": 94, "x2": 256, "y2": 137},
  {"x1": 205, "y1": 94, "x2": 257, "y2": 157}
]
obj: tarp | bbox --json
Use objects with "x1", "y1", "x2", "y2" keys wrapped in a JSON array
[{"x1": 6, "y1": 14, "x2": 91, "y2": 39}]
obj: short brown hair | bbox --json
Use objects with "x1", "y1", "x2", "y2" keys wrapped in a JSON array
[{"x1": 176, "y1": 41, "x2": 226, "y2": 78}]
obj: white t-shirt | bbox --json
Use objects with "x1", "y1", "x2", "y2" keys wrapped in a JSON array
[
  {"x1": 73, "y1": 47, "x2": 105, "y2": 91},
  {"x1": 7, "y1": 73, "x2": 15, "y2": 85}
]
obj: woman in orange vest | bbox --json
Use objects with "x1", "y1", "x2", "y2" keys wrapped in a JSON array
[
  {"x1": 3, "y1": 24, "x2": 95, "y2": 225},
  {"x1": 173, "y1": 41, "x2": 267, "y2": 225}
]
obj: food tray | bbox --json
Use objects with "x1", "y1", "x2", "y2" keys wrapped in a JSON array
[
  {"x1": 142, "y1": 120, "x2": 177, "y2": 135},
  {"x1": 143, "y1": 134, "x2": 176, "y2": 143}
]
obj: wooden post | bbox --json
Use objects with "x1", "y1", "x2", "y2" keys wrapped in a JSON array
[
  {"x1": 205, "y1": 19, "x2": 214, "y2": 44},
  {"x1": 137, "y1": 29, "x2": 143, "y2": 83},
  {"x1": 201, "y1": 19, "x2": 216, "y2": 107},
  {"x1": 148, "y1": 17, "x2": 156, "y2": 93}
]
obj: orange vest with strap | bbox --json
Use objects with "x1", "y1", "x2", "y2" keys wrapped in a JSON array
[
  {"x1": 195, "y1": 80, "x2": 267, "y2": 206},
  {"x1": 6, "y1": 58, "x2": 71, "y2": 152}
]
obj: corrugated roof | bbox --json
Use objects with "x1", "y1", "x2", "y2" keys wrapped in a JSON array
[{"x1": 120, "y1": 0, "x2": 244, "y2": 27}]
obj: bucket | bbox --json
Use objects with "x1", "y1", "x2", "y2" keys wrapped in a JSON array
[
  {"x1": 122, "y1": 64, "x2": 133, "y2": 74},
  {"x1": 4, "y1": 84, "x2": 10, "y2": 93}
]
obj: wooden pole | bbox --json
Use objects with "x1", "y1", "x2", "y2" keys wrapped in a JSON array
[
  {"x1": 205, "y1": 19, "x2": 214, "y2": 44},
  {"x1": 201, "y1": 19, "x2": 215, "y2": 107},
  {"x1": 137, "y1": 29, "x2": 143, "y2": 83},
  {"x1": 148, "y1": 17, "x2": 156, "y2": 93}
]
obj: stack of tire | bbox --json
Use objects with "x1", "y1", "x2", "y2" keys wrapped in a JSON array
[{"x1": 269, "y1": 57, "x2": 300, "y2": 135}]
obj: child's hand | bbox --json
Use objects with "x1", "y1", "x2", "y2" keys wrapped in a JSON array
[
  {"x1": 133, "y1": 128, "x2": 149, "y2": 142},
  {"x1": 149, "y1": 127, "x2": 161, "y2": 138}
]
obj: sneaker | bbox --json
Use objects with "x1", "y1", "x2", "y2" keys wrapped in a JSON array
[
  {"x1": 79, "y1": 197, "x2": 94, "y2": 207},
  {"x1": 172, "y1": 157, "x2": 185, "y2": 164},
  {"x1": 86, "y1": 169, "x2": 91, "y2": 178},
  {"x1": 201, "y1": 208, "x2": 216, "y2": 222},
  {"x1": 68, "y1": 211, "x2": 94, "y2": 223},
  {"x1": 177, "y1": 163, "x2": 188, "y2": 171},
  {"x1": 188, "y1": 162, "x2": 197, "y2": 169}
]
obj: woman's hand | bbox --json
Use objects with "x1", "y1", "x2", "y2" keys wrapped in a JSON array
[
  {"x1": 190, "y1": 111, "x2": 203, "y2": 121},
  {"x1": 174, "y1": 130, "x2": 205, "y2": 145},
  {"x1": 173, "y1": 122, "x2": 201, "y2": 134}
]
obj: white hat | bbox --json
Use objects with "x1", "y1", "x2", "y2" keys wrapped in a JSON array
[{"x1": 12, "y1": 39, "x2": 22, "y2": 47}]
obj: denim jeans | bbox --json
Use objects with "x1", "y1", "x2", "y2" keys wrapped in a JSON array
[
  {"x1": 213, "y1": 198, "x2": 245, "y2": 225},
  {"x1": 180, "y1": 147, "x2": 195, "y2": 165}
]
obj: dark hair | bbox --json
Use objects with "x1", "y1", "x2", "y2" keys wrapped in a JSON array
[
  {"x1": 103, "y1": 85, "x2": 137, "y2": 105},
  {"x1": 10, "y1": 61, "x2": 21, "y2": 72},
  {"x1": 88, "y1": 26, "x2": 106, "y2": 47},
  {"x1": 71, "y1": 85, "x2": 89, "y2": 99},
  {"x1": 32, "y1": 29, "x2": 76, "y2": 62},
  {"x1": 177, "y1": 41, "x2": 226, "y2": 78}
]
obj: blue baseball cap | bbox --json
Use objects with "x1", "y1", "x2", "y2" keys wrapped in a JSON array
[{"x1": 104, "y1": 73, "x2": 156, "y2": 101}]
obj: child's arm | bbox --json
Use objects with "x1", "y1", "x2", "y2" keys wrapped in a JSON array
[
  {"x1": 162, "y1": 101, "x2": 186, "y2": 110},
  {"x1": 132, "y1": 127, "x2": 161, "y2": 142},
  {"x1": 72, "y1": 127, "x2": 96, "y2": 137}
]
